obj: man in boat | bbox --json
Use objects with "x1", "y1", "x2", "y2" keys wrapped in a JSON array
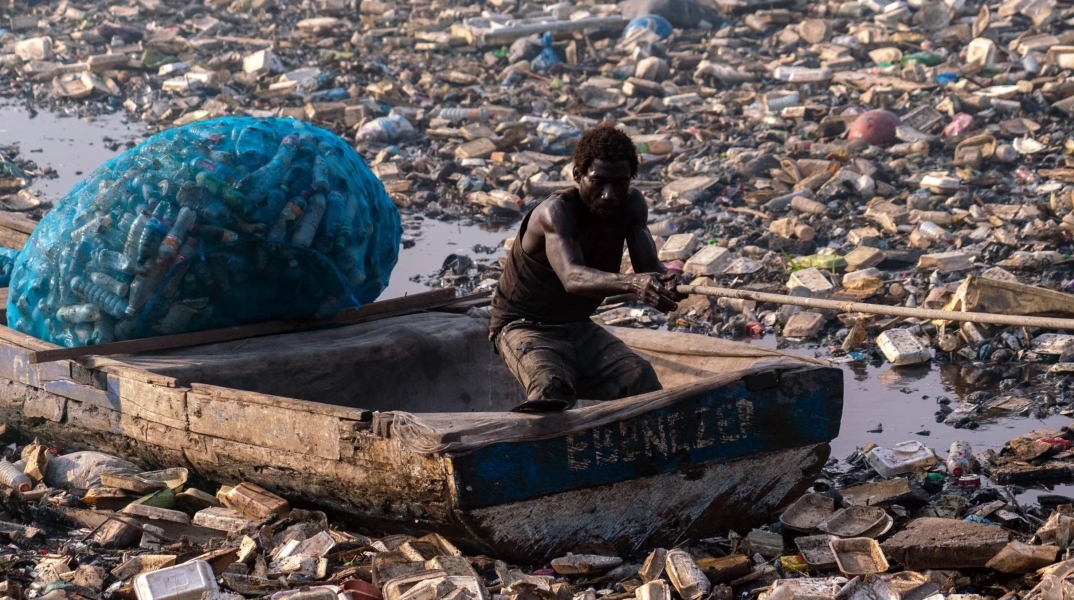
[{"x1": 490, "y1": 123, "x2": 685, "y2": 413}]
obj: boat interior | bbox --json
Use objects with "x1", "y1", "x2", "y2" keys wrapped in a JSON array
[{"x1": 93, "y1": 311, "x2": 814, "y2": 413}]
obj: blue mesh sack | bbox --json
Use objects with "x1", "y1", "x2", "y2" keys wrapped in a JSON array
[{"x1": 7, "y1": 116, "x2": 401, "y2": 347}]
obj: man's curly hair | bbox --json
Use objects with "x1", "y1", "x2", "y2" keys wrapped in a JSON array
[{"x1": 573, "y1": 123, "x2": 639, "y2": 179}]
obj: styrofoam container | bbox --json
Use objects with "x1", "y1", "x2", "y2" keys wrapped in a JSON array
[
  {"x1": 133, "y1": 560, "x2": 218, "y2": 600},
  {"x1": 787, "y1": 267, "x2": 834, "y2": 297},
  {"x1": 657, "y1": 233, "x2": 699, "y2": 261},
  {"x1": 877, "y1": 329, "x2": 931, "y2": 365},
  {"x1": 865, "y1": 441, "x2": 938, "y2": 478},
  {"x1": 683, "y1": 245, "x2": 731, "y2": 275}
]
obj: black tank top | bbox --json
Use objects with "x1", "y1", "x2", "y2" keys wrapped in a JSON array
[{"x1": 489, "y1": 189, "x2": 626, "y2": 336}]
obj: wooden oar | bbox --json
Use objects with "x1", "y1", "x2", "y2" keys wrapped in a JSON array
[{"x1": 678, "y1": 284, "x2": 1074, "y2": 330}]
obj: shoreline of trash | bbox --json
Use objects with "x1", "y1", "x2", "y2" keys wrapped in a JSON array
[{"x1": 10, "y1": 0, "x2": 1074, "y2": 595}]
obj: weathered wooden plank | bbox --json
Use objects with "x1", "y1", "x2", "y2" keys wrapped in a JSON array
[
  {"x1": 93, "y1": 364, "x2": 179, "y2": 387},
  {"x1": 0, "y1": 227, "x2": 29, "y2": 250},
  {"x1": 0, "y1": 212, "x2": 39, "y2": 235},
  {"x1": 0, "y1": 341, "x2": 69, "y2": 387},
  {"x1": 22, "y1": 390, "x2": 66, "y2": 422},
  {"x1": 187, "y1": 391, "x2": 343, "y2": 460},
  {"x1": 449, "y1": 367, "x2": 843, "y2": 510},
  {"x1": 107, "y1": 375, "x2": 187, "y2": 429},
  {"x1": 0, "y1": 379, "x2": 455, "y2": 526},
  {"x1": 65, "y1": 398, "x2": 118, "y2": 433},
  {"x1": 189, "y1": 383, "x2": 366, "y2": 420},
  {"x1": 28, "y1": 288, "x2": 459, "y2": 364},
  {"x1": 0, "y1": 325, "x2": 58, "y2": 351}
]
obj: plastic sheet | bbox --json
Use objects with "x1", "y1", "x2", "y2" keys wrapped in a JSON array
[{"x1": 7, "y1": 117, "x2": 401, "y2": 347}]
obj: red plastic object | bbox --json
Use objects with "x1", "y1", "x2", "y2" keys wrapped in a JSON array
[
  {"x1": 342, "y1": 579, "x2": 382, "y2": 600},
  {"x1": 1039, "y1": 437, "x2": 1072, "y2": 450},
  {"x1": 846, "y1": 109, "x2": 901, "y2": 146},
  {"x1": 943, "y1": 113, "x2": 974, "y2": 138},
  {"x1": 744, "y1": 321, "x2": 765, "y2": 338}
]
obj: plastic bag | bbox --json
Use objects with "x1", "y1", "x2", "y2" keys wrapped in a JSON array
[
  {"x1": 8, "y1": 117, "x2": 401, "y2": 347},
  {"x1": 44, "y1": 451, "x2": 140, "y2": 492}
]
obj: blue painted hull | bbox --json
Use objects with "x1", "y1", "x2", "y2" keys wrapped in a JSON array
[{"x1": 445, "y1": 365, "x2": 843, "y2": 558}]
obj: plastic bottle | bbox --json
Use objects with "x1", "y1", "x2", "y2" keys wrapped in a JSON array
[
  {"x1": 195, "y1": 171, "x2": 245, "y2": 210},
  {"x1": 438, "y1": 107, "x2": 490, "y2": 123},
  {"x1": 0, "y1": 460, "x2": 31, "y2": 493},
  {"x1": 57, "y1": 303, "x2": 102, "y2": 324},
  {"x1": 191, "y1": 157, "x2": 236, "y2": 184},
  {"x1": 292, "y1": 194, "x2": 326, "y2": 247},
  {"x1": 356, "y1": 114, "x2": 414, "y2": 143},
  {"x1": 791, "y1": 195, "x2": 828, "y2": 215},
  {"x1": 335, "y1": 194, "x2": 359, "y2": 251},
  {"x1": 764, "y1": 91, "x2": 800, "y2": 112},
  {"x1": 71, "y1": 214, "x2": 114, "y2": 243},
  {"x1": 649, "y1": 219, "x2": 679, "y2": 237},
  {"x1": 312, "y1": 154, "x2": 331, "y2": 192},
  {"x1": 193, "y1": 224, "x2": 239, "y2": 244},
  {"x1": 126, "y1": 258, "x2": 170, "y2": 316},
  {"x1": 309, "y1": 87, "x2": 348, "y2": 101},
  {"x1": 772, "y1": 66, "x2": 832, "y2": 82},
  {"x1": 267, "y1": 197, "x2": 306, "y2": 241},
  {"x1": 157, "y1": 207, "x2": 196, "y2": 263},
  {"x1": 93, "y1": 316, "x2": 115, "y2": 344},
  {"x1": 917, "y1": 221, "x2": 950, "y2": 243},
  {"x1": 71, "y1": 276, "x2": 128, "y2": 319},
  {"x1": 136, "y1": 218, "x2": 169, "y2": 263},
  {"x1": 323, "y1": 191, "x2": 345, "y2": 239},
  {"x1": 180, "y1": 188, "x2": 235, "y2": 227},
  {"x1": 94, "y1": 248, "x2": 137, "y2": 276},
  {"x1": 122, "y1": 212, "x2": 149, "y2": 259},
  {"x1": 947, "y1": 440, "x2": 972, "y2": 477},
  {"x1": 235, "y1": 125, "x2": 272, "y2": 165},
  {"x1": 157, "y1": 238, "x2": 200, "y2": 298},
  {"x1": 244, "y1": 135, "x2": 299, "y2": 201}
]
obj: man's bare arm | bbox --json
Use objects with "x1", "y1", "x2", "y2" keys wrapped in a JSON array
[
  {"x1": 537, "y1": 198, "x2": 633, "y2": 298},
  {"x1": 536, "y1": 195, "x2": 681, "y2": 311},
  {"x1": 624, "y1": 189, "x2": 666, "y2": 275}
]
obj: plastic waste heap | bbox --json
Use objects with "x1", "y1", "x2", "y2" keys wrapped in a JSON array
[{"x1": 7, "y1": 116, "x2": 401, "y2": 347}]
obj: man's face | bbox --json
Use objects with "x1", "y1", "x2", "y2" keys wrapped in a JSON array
[{"x1": 577, "y1": 158, "x2": 632, "y2": 218}]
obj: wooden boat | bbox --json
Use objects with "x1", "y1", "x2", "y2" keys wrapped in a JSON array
[{"x1": 0, "y1": 290, "x2": 843, "y2": 561}]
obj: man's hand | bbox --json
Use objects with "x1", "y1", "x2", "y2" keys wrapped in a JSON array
[
  {"x1": 628, "y1": 273, "x2": 681, "y2": 313},
  {"x1": 657, "y1": 271, "x2": 688, "y2": 301}
]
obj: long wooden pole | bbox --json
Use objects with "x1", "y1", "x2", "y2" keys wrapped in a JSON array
[
  {"x1": 678, "y1": 284, "x2": 1074, "y2": 330},
  {"x1": 28, "y1": 288, "x2": 465, "y2": 364}
]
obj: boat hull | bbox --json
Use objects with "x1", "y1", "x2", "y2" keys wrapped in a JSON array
[
  {"x1": 459, "y1": 443, "x2": 829, "y2": 559},
  {"x1": 0, "y1": 321, "x2": 842, "y2": 560}
]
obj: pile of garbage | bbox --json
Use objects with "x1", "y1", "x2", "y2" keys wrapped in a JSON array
[
  {"x1": 4, "y1": 0, "x2": 1074, "y2": 362},
  {"x1": 7, "y1": 426, "x2": 1074, "y2": 600},
  {"x1": 5, "y1": 116, "x2": 401, "y2": 347}
]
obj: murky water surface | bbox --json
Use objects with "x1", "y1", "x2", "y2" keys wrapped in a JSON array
[{"x1": 4, "y1": 104, "x2": 1071, "y2": 500}]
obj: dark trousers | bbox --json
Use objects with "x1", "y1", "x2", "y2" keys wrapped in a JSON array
[{"x1": 495, "y1": 320, "x2": 663, "y2": 401}]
